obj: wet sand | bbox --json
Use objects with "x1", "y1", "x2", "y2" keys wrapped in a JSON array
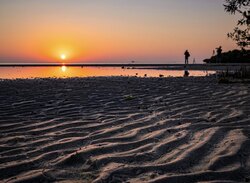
[{"x1": 0, "y1": 76, "x2": 249, "y2": 182}]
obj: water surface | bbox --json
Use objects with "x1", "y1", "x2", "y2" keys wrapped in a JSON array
[{"x1": 0, "y1": 66, "x2": 214, "y2": 79}]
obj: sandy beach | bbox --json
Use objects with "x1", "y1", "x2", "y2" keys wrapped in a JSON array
[{"x1": 0, "y1": 76, "x2": 249, "y2": 183}]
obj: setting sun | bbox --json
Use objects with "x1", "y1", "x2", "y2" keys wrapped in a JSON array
[{"x1": 60, "y1": 54, "x2": 66, "y2": 60}]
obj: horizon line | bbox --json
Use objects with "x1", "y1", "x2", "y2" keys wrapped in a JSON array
[{"x1": 0, "y1": 63, "x2": 249, "y2": 67}]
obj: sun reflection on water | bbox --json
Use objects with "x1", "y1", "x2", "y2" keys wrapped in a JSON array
[{"x1": 61, "y1": 65, "x2": 67, "y2": 72}]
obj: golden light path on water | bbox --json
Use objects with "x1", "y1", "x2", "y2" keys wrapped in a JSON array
[
  {"x1": 61, "y1": 66, "x2": 67, "y2": 72},
  {"x1": 0, "y1": 66, "x2": 214, "y2": 79}
]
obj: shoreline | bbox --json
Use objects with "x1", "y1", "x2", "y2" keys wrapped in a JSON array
[
  {"x1": 0, "y1": 63, "x2": 250, "y2": 71},
  {"x1": 0, "y1": 75, "x2": 215, "y2": 81}
]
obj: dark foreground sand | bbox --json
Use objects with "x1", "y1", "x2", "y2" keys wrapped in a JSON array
[{"x1": 0, "y1": 76, "x2": 249, "y2": 183}]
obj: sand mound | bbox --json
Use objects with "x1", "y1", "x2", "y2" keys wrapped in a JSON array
[{"x1": 0, "y1": 76, "x2": 249, "y2": 183}]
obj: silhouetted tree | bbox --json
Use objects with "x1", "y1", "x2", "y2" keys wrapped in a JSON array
[
  {"x1": 203, "y1": 49, "x2": 250, "y2": 63},
  {"x1": 224, "y1": 0, "x2": 250, "y2": 49}
]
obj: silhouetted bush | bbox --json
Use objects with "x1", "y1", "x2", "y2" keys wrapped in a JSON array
[{"x1": 204, "y1": 49, "x2": 250, "y2": 63}]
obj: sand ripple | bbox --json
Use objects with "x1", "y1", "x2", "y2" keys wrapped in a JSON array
[{"x1": 0, "y1": 77, "x2": 249, "y2": 183}]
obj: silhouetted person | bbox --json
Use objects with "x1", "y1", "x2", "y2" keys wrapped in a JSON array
[
  {"x1": 184, "y1": 50, "x2": 190, "y2": 65},
  {"x1": 216, "y1": 46, "x2": 222, "y2": 63},
  {"x1": 193, "y1": 58, "x2": 196, "y2": 64}
]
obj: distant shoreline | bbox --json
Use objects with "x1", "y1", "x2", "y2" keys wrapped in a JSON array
[{"x1": 0, "y1": 63, "x2": 250, "y2": 71}]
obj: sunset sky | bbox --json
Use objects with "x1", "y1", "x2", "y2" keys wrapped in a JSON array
[{"x1": 0, "y1": 0, "x2": 239, "y2": 63}]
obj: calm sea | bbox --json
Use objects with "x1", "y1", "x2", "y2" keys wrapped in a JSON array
[{"x1": 0, "y1": 66, "x2": 215, "y2": 79}]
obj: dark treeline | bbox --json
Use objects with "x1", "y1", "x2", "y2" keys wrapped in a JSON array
[{"x1": 203, "y1": 49, "x2": 250, "y2": 63}]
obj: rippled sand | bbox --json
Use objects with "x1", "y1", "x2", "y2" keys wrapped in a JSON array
[{"x1": 0, "y1": 76, "x2": 249, "y2": 183}]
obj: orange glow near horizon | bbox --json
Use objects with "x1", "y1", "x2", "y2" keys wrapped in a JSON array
[
  {"x1": 36, "y1": 36, "x2": 87, "y2": 62},
  {"x1": 0, "y1": 1, "x2": 239, "y2": 63}
]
